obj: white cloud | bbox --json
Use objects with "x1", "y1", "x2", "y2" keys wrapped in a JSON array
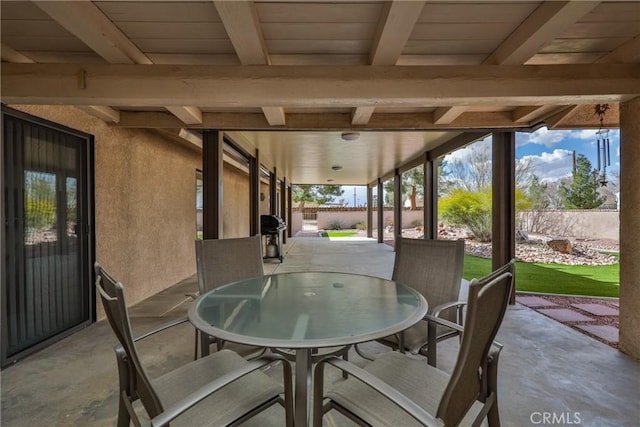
[
  {"x1": 444, "y1": 136, "x2": 490, "y2": 163},
  {"x1": 517, "y1": 128, "x2": 571, "y2": 148},
  {"x1": 522, "y1": 149, "x2": 574, "y2": 182}
]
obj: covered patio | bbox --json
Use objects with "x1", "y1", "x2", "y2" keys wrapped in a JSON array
[
  {"x1": 2, "y1": 238, "x2": 640, "y2": 427},
  {"x1": 1, "y1": 237, "x2": 639, "y2": 426},
  {"x1": 2, "y1": 1, "x2": 640, "y2": 425}
]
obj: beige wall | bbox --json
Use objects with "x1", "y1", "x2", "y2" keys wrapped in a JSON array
[
  {"x1": 11, "y1": 105, "x2": 202, "y2": 316},
  {"x1": 316, "y1": 208, "x2": 423, "y2": 230},
  {"x1": 223, "y1": 163, "x2": 250, "y2": 238},
  {"x1": 519, "y1": 210, "x2": 619, "y2": 240}
]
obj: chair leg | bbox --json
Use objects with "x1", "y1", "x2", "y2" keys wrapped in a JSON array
[
  {"x1": 487, "y1": 398, "x2": 501, "y2": 427},
  {"x1": 199, "y1": 331, "x2": 210, "y2": 357},
  {"x1": 353, "y1": 343, "x2": 374, "y2": 361},
  {"x1": 194, "y1": 329, "x2": 199, "y2": 360},
  {"x1": 341, "y1": 346, "x2": 349, "y2": 379},
  {"x1": 116, "y1": 393, "x2": 131, "y2": 427}
]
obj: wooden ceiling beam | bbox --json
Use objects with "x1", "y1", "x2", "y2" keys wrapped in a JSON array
[
  {"x1": 433, "y1": 106, "x2": 467, "y2": 125},
  {"x1": 512, "y1": 104, "x2": 569, "y2": 124},
  {"x1": 1, "y1": 43, "x2": 34, "y2": 63},
  {"x1": 75, "y1": 105, "x2": 121, "y2": 123},
  {"x1": 354, "y1": 1, "x2": 425, "y2": 124},
  {"x1": 351, "y1": 107, "x2": 376, "y2": 125},
  {"x1": 214, "y1": 0, "x2": 270, "y2": 65},
  {"x1": 113, "y1": 110, "x2": 524, "y2": 130},
  {"x1": 155, "y1": 129, "x2": 203, "y2": 151},
  {"x1": 261, "y1": 107, "x2": 286, "y2": 126},
  {"x1": 370, "y1": 1, "x2": 425, "y2": 65},
  {"x1": 544, "y1": 105, "x2": 581, "y2": 129},
  {"x1": 165, "y1": 106, "x2": 203, "y2": 125},
  {"x1": 484, "y1": 1, "x2": 600, "y2": 65},
  {"x1": 214, "y1": 1, "x2": 291, "y2": 128},
  {"x1": 33, "y1": 1, "x2": 151, "y2": 65},
  {"x1": 34, "y1": 0, "x2": 203, "y2": 127},
  {"x1": 596, "y1": 35, "x2": 640, "y2": 64},
  {"x1": 4, "y1": 63, "x2": 637, "y2": 107}
]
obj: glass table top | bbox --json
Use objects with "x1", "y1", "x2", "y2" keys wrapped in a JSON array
[{"x1": 189, "y1": 271, "x2": 428, "y2": 349}]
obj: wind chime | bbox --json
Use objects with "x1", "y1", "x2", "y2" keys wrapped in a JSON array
[{"x1": 594, "y1": 104, "x2": 610, "y2": 187}]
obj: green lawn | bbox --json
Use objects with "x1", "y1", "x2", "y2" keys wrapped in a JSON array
[
  {"x1": 463, "y1": 255, "x2": 620, "y2": 297},
  {"x1": 321, "y1": 231, "x2": 358, "y2": 237}
]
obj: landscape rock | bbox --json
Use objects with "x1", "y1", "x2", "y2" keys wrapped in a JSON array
[{"x1": 548, "y1": 239, "x2": 573, "y2": 254}]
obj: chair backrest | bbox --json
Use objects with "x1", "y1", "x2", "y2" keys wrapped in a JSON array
[
  {"x1": 195, "y1": 235, "x2": 264, "y2": 294},
  {"x1": 436, "y1": 260, "x2": 515, "y2": 426},
  {"x1": 94, "y1": 263, "x2": 164, "y2": 418},
  {"x1": 392, "y1": 238, "x2": 465, "y2": 321}
]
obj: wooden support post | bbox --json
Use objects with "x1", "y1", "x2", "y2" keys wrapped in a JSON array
[
  {"x1": 424, "y1": 152, "x2": 438, "y2": 240},
  {"x1": 269, "y1": 168, "x2": 277, "y2": 216},
  {"x1": 377, "y1": 179, "x2": 384, "y2": 244},
  {"x1": 394, "y1": 169, "x2": 402, "y2": 242},
  {"x1": 492, "y1": 132, "x2": 516, "y2": 304},
  {"x1": 280, "y1": 178, "x2": 287, "y2": 244},
  {"x1": 203, "y1": 131, "x2": 224, "y2": 239},
  {"x1": 249, "y1": 150, "x2": 260, "y2": 237},
  {"x1": 367, "y1": 185, "x2": 373, "y2": 238}
]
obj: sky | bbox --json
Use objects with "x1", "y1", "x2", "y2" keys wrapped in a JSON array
[{"x1": 339, "y1": 127, "x2": 621, "y2": 207}]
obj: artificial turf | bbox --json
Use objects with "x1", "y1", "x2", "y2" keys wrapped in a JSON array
[
  {"x1": 321, "y1": 231, "x2": 358, "y2": 237},
  {"x1": 463, "y1": 255, "x2": 620, "y2": 297}
]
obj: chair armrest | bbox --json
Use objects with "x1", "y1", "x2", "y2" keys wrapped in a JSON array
[
  {"x1": 133, "y1": 316, "x2": 190, "y2": 342},
  {"x1": 150, "y1": 354, "x2": 291, "y2": 427},
  {"x1": 314, "y1": 356, "x2": 444, "y2": 427},
  {"x1": 430, "y1": 300, "x2": 467, "y2": 319},
  {"x1": 423, "y1": 314, "x2": 464, "y2": 333},
  {"x1": 423, "y1": 315, "x2": 503, "y2": 367},
  {"x1": 185, "y1": 292, "x2": 199, "y2": 300}
]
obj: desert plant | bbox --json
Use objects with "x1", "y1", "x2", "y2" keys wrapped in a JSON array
[
  {"x1": 440, "y1": 189, "x2": 530, "y2": 242},
  {"x1": 328, "y1": 220, "x2": 343, "y2": 230},
  {"x1": 440, "y1": 189, "x2": 492, "y2": 241}
]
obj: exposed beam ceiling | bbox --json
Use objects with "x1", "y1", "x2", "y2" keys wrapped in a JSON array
[
  {"x1": 370, "y1": 1, "x2": 425, "y2": 65},
  {"x1": 352, "y1": 1, "x2": 425, "y2": 125},
  {"x1": 484, "y1": 1, "x2": 600, "y2": 66},
  {"x1": 1, "y1": 0, "x2": 638, "y2": 184},
  {"x1": 33, "y1": 0, "x2": 203, "y2": 139},
  {"x1": 4, "y1": 63, "x2": 636, "y2": 108},
  {"x1": 75, "y1": 105, "x2": 120, "y2": 123}
]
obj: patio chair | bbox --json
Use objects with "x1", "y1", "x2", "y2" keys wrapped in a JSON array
[
  {"x1": 313, "y1": 262, "x2": 514, "y2": 427},
  {"x1": 356, "y1": 237, "x2": 465, "y2": 360},
  {"x1": 194, "y1": 235, "x2": 264, "y2": 358},
  {"x1": 95, "y1": 263, "x2": 293, "y2": 427}
]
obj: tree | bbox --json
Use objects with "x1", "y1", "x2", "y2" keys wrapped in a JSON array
[
  {"x1": 527, "y1": 175, "x2": 550, "y2": 209},
  {"x1": 559, "y1": 154, "x2": 606, "y2": 209},
  {"x1": 382, "y1": 166, "x2": 424, "y2": 210},
  {"x1": 292, "y1": 184, "x2": 344, "y2": 209},
  {"x1": 25, "y1": 173, "x2": 56, "y2": 230}
]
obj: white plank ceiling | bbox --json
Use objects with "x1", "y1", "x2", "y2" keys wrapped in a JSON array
[{"x1": 2, "y1": 1, "x2": 639, "y2": 184}]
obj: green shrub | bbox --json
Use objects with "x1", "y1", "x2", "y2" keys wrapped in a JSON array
[
  {"x1": 439, "y1": 189, "x2": 531, "y2": 242},
  {"x1": 328, "y1": 220, "x2": 343, "y2": 230},
  {"x1": 440, "y1": 190, "x2": 492, "y2": 241},
  {"x1": 354, "y1": 222, "x2": 366, "y2": 230}
]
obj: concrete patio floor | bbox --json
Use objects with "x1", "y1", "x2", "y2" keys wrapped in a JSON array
[{"x1": 1, "y1": 237, "x2": 639, "y2": 426}]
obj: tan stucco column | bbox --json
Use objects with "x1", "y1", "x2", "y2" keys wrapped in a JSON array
[{"x1": 619, "y1": 96, "x2": 640, "y2": 359}]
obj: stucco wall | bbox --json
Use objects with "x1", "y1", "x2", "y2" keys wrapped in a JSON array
[
  {"x1": 223, "y1": 163, "x2": 250, "y2": 238},
  {"x1": 317, "y1": 208, "x2": 424, "y2": 230},
  {"x1": 519, "y1": 210, "x2": 619, "y2": 240},
  {"x1": 11, "y1": 105, "x2": 202, "y2": 316}
]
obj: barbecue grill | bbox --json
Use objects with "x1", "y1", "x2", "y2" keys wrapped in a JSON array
[{"x1": 260, "y1": 215, "x2": 286, "y2": 262}]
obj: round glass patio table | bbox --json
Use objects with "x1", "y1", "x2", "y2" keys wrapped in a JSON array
[{"x1": 189, "y1": 271, "x2": 428, "y2": 426}]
